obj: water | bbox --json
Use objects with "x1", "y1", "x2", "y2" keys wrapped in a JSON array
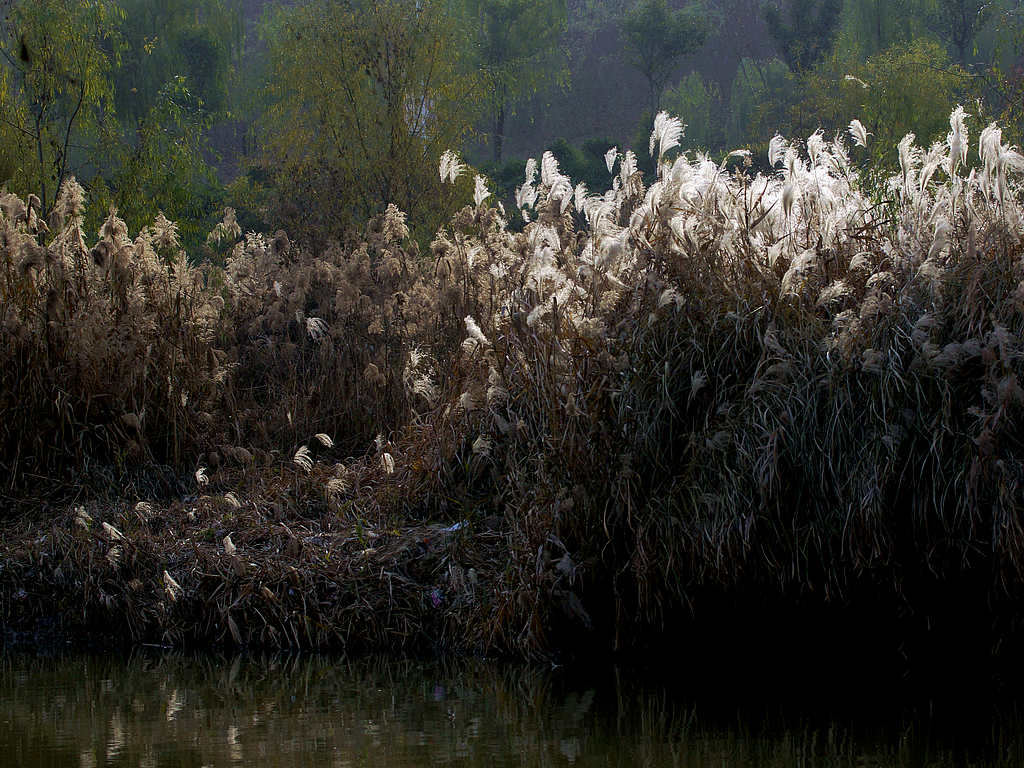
[{"x1": 1, "y1": 650, "x2": 1022, "y2": 767}]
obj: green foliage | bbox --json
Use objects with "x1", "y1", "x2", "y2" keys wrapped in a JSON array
[
  {"x1": 621, "y1": 0, "x2": 708, "y2": 112},
  {"x1": 833, "y1": 0, "x2": 917, "y2": 59},
  {"x1": 764, "y1": 0, "x2": 843, "y2": 72},
  {"x1": 768, "y1": 39, "x2": 967, "y2": 170},
  {"x1": 91, "y1": 77, "x2": 222, "y2": 254},
  {"x1": 661, "y1": 72, "x2": 726, "y2": 151},
  {"x1": 549, "y1": 137, "x2": 618, "y2": 190},
  {"x1": 113, "y1": 0, "x2": 238, "y2": 121},
  {"x1": 728, "y1": 57, "x2": 790, "y2": 148},
  {"x1": 846, "y1": 39, "x2": 971, "y2": 164},
  {"x1": 455, "y1": 0, "x2": 568, "y2": 161},
  {"x1": 921, "y1": 0, "x2": 994, "y2": 64},
  {"x1": 259, "y1": 0, "x2": 483, "y2": 246},
  {"x1": 0, "y1": 0, "x2": 124, "y2": 211}
]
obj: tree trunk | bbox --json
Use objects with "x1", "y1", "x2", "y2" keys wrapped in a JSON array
[{"x1": 492, "y1": 88, "x2": 506, "y2": 163}]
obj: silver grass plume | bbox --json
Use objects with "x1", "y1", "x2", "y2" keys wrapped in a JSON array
[
  {"x1": 848, "y1": 119, "x2": 870, "y2": 148},
  {"x1": 768, "y1": 135, "x2": 788, "y2": 167},
  {"x1": 306, "y1": 317, "x2": 328, "y2": 341},
  {"x1": 439, "y1": 150, "x2": 466, "y2": 184},
  {"x1": 293, "y1": 445, "x2": 313, "y2": 472},
  {"x1": 473, "y1": 175, "x2": 491, "y2": 207},
  {"x1": 540, "y1": 151, "x2": 561, "y2": 187},
  {"x1": 649, "y1": 111, "x2": 684, "y2": 163},
  {"x1": 604, "y1": 147, "x2": 618, "y2": 174},
  {"x1": 947, "y1": 105, "x2": 969, "y2": 178},
  {"x1": 163, "y1": 571, "x2": 182, "y2": 602}
]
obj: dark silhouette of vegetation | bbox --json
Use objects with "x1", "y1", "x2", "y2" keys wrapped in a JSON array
[
  {"x1": 764, "y1": 0, "x2": 843, "y2": 71},
  {"x1": 621, "y1": 0, "x2": 708, "y2": 112}
]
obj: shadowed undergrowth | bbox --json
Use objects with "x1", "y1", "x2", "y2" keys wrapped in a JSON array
[{"x1": 2, "y1": 108, "x2": 1023, "y2": 663}]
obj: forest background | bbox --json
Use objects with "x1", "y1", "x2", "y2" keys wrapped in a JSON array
[{"x1": 2, "y1": 0, "x2": 1022, "y2": 255}]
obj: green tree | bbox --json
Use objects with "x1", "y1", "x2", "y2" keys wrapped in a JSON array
[
  {"x1": 90, "y1": 76, "x2": 221, "y2": 254},
  {"x1": 114, "y1": 0, "x2": 239, "y2": 121},
  {"x1": 922, "y1": 0, "x2": 995, "y2": 65},
  {"x1": 763, "y1": 0, "x2": 843, "y2": 72},
  {"x1": 457, "y1": 0, "x2": 568, "y2": 162},
  {"x1": 259, "y1": 0, "x2": 483, "y2": 245},
  {"x1": 0, "y1": 0, "x2": 123, "y2": 212},
  {"x1": 621, "y1": 0, "x2": 708, "y2": 114},
  {"x1": 836, "y1": 0, "x2": 914, "y2": 58}
]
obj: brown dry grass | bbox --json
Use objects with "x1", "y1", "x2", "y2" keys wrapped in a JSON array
[{"x1": 2, "y1": 111, "x2": 1024, "y2": 660}]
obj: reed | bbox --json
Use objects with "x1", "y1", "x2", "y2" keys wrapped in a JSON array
[{"x1": 2, "y1": 107, "x2": 1023, "y2": 660}]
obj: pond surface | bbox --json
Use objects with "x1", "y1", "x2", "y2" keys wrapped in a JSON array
[{"x1": 1, "y1": 650, "x2": 1022, "y2": 767}]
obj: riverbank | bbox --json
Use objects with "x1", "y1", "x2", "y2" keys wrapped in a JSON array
[
  {"x1": 0, "y1": 467, "x2": 522, "y2": 656},
  {"x1": 3, "y1": 465, "x2": 1023, "y2": 689}
]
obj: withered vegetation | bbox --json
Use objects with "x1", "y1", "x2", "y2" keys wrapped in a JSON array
[{"x1": 2, "y1": 110, "x2": 1023, "y2": 660}]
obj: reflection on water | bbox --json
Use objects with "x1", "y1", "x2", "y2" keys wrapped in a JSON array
[{"x1": 1, "y1": 650, "x2": 1022, "y2": 767}]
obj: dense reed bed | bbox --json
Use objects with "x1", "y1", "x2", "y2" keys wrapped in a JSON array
[{"x1": 2, "y1": 108, "x2": 1023, "y2": 662}]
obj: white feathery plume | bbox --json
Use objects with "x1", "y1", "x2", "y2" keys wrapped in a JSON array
[
  {"x1": 649, "y1": 111, "x2": 684, "y2": 162},
  {"x1": 380, "y1": 453, "x2": 395, "y2": 474},
  {"x1": 524, "y1": 157, "x2": 538, "y2": 186},
  {"x1": 306, "y1": 317, "x2": 328, "y2": 341},
  {"x1": 919, "y1": 141, "x2": 945, "y2": 193},
  {"x1": 540, "y1": 151, "x2": 561, "y2": 188},
  {"x1": 163, "y1": 571, "x2": 182, "y2": 602},
  {"x1": 223, "y1": 534, "x2": 236, "y2": 556},
  {"x1": 195, "y1": 467, "x2": 208, "y2": 486},
  {"x1": 439, "y1": 150, "x2": 466, "y2": 184},
  {"x1": 326, "y1": 474, "x2": 351, "y2": 498},
  {"x1": 807, "y1": 131, "x2": 826, "y2": 167},
  {"x1": 102, "y1": 522, "x2": 125, "y2": 542},
  {"x1": 781, "y1": 176, "x2": 798, "y2": 220},
  {"x1": 720, "y1": 149, "x2": 752, "y2": 169},
  {"x1": 315, "y1": 433, "x2": 334, "y2": 448},
  {"x1": 473, "y1": 175, "x2": 490, "y2": 207},
  {"x1": 929, "y1": 219, "x2": 952, "y2": 259},
  {"x1": 515, "y1": 182, "x2": 538, "y2": 211},
  {"x1": 768, "y1": 135, "x2": 788, "y2": 167},
  {"x1": 979, "y1": 122, "x2": 1024, "y2": 203},
  {"x1": 947, "y1": 105, "x2": 969, "y2": 178},
  {"x1": 848, "y1": 119, "x2": 870, "y2": 148},
  {"x1": 620, "y1": 150, "x2": 637, "y2": 185},
  {"x1": 980, "y1": 122, "x2": 1003, "y2": 186},
  {"x1": 293, "y1": 445, "x2": 313, "y2": 472},
  {"x1": 898, "y1": 133, "x2": 921, "y2": 191},
  {"x1": 604, "y1": 147, "x2": 618, "y2": 174},
  {"x1": 464, "y1": 315, "x2": 489, "y2": 346},
  {"x1": 573, "y1": 182, "x2": 588, "y2": 213}
]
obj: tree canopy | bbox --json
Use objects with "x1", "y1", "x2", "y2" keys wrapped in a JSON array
[
  {"x1": 621, "y1": 0, "x2": 708, "y2": 113},
  {"x1": 764, "y1": 0, "x2": 843, "y2": 71},
  {"x1": 259, "y1": 0, "x2": 484, "y2": 244}
]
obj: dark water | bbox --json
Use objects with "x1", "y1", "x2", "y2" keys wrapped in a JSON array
[{"x1": 1, "y1": 650, "x2": 1022, "y2": 767}]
